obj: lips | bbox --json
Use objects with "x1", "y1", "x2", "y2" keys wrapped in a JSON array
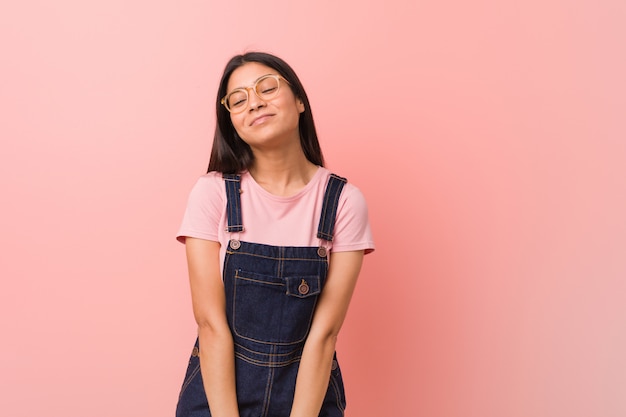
[{"x1": 250, "y1": 114, "x2": 274, "y2": 126}]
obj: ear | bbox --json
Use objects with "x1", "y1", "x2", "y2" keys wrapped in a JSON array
[{"x1": 297, "y1": 97, "x2": 305, "y2": 113}]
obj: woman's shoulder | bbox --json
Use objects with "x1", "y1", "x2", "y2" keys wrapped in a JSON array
[
  {"x1": 317, "y1": 167, "x2": 365, "y2": 199},
  {"x1": 186, "y1": 171, "x2": 227, "y2": 204},
  {"x1": 321, "y1": 169, "x2": 375, "y2": 253},
  {"x1": 198, "y1": 170, "x2": 226, "y2": 181},
  {"x1": 192, "y1": 171, "x2": 228, "y2": 189}
]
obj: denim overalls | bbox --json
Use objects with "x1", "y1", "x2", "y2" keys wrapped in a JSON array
[{"x1": 176, "y1": 173, "x2": 348, "y2": 417}]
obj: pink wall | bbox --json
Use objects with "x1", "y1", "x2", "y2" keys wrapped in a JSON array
[{"x1": 1, "y1": 1, "x2": 625, "y2": 416}]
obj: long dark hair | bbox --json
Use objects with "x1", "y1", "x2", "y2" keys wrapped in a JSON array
[{"x1": 207, "y1": 52, "x2": 324, "y2": 173}]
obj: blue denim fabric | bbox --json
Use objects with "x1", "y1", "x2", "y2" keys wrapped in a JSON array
[{"x1": 176, "y1": 174, "x2": 348, "y2": 417}]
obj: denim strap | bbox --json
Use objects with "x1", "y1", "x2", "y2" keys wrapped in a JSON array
[
  {"x1": 316, "y1": 174, "x2": 347, "y2": 242},
  {"x1": 223, "y1": 174, "x2": 244, "y2": 232}
]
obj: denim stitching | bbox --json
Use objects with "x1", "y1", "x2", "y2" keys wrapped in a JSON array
[
  {"x1": 261, "y1": 345, "x2": 275, "y2": 417},
  {"x1": 224, "y1": 174, "x2": 244, "y2": 232},
  {"x1": 235, "y1": 352, "x2": 302, "y2": 367},
  {"x1": 226, "y1": 250, "x2": 329, "y2": 262},
  {"x1": 317, "y1": 174, "x2": 346, "y2": 241},
  {"x1": 178, "y1": 361, "x2": 201, "y2": 400},
  {"x1": 330, "y1": 373, "x2": 346, "y2": 413},
  {"x1": 321, "y1": 179, "x2": 344, "y2": 241},
  {"x1": 235, "y1": 342, "x2": 301, "y2": 357},
  {"x1": 317, "y1": 178, "x2": 333, "y2": 239},
  {"x1": 236, "y1": 276, "x2": 284, "y2": 286}
]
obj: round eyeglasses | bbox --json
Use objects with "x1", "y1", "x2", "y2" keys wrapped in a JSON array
[{"x1": 221, "y1": 74, "x2": 290, "y2": 114}]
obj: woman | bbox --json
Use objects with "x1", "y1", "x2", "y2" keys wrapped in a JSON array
[{"x1": 175, "y1": 52, "x2": 374, "y2": 417}]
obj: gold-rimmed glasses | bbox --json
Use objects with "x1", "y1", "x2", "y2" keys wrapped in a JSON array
[{"x1": 221, "y1": 74, "x2": 290, "y2": 114}]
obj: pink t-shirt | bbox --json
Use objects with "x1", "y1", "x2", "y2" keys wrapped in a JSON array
[{"x1": 177, "y1": 167, "x2": 374, "y2": 268}]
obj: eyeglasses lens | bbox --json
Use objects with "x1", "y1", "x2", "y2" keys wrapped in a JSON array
[{"x1": 226, "y1": 76, "x2": 281, "y2": 113}]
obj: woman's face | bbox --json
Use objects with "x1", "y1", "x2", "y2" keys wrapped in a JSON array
[{"x1": 226, "y1": 62, "x2": 304, "y2": 149}]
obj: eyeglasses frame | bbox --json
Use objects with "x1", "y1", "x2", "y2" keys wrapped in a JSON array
[{"x1": 220, "y1": 74, "x2": 291, "y2": 114}]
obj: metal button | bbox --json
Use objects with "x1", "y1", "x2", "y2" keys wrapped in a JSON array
[
  {"x1": 331, "y1": 359, "x2": 338, "y2": 370},
  {"x1": 191, "y1": 347, "x2": 199, "y2": 357},
  {"x1": 298, "y1": 279, "x2": 310, "y2": 295},
  {"x1": 230, "y1": 239, "x2": 241, "y2": 250},
  {"x1": 317, "y1": 247, "x2": 327, "y2": 258}
]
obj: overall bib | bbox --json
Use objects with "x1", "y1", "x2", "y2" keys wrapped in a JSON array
[{"x1": 176, "y1": 173, "x2": 348, "y2": 417}]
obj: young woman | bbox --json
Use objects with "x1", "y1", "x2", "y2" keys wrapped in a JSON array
[{"x1": 175, "y1": 52, "x2": 374, "y2": 417}]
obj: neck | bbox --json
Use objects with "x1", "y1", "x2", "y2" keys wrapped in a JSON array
[{"x1": 248, "y1": 146, "x2": 319, "y2": 197}]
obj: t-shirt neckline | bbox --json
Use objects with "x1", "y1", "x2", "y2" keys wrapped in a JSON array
[{"x1": 243, "y1": 166, "x2": 324, "y2": 202}]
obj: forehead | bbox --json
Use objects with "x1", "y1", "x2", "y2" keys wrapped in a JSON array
[{"x1": 227, "y1": 62, "x2": 277, "y2": 91}]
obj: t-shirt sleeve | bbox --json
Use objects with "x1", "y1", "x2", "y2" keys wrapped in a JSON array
[
  {"x1": 176, "y1": 173, "x2": 225, "y2": 243},
  {"x1": 331, "y1": 183, "x2": 375, "y2": 254}
]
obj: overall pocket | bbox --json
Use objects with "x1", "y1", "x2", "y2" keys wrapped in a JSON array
[{"x1": 233, "y1": 269, "x2": 322, "y2": 344}]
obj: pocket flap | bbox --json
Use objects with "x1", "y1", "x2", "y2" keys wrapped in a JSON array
[{"x1": 285, "y1": 276, "x2": 321, "y2": 298}]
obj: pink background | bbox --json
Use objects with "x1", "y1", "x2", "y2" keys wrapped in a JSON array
[{"x1": 1, "y1": 1, "x2": 625, "y2": 416}]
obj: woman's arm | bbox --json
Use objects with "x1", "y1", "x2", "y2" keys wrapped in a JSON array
[
  {"x1": 289, "y1": 250, "x2": 365, "y2": 417},
  {"x1": 186, "y1": 237, "x2": 240, "y2": 417}
]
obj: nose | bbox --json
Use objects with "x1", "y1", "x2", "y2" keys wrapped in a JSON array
[{"x1": 246, "y1": 87, "x2": 265, "y2": 111}]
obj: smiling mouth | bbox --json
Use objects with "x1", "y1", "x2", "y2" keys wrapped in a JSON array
[{"x1": 250, "y1": 114, "x2": 274, "y2": 126}]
